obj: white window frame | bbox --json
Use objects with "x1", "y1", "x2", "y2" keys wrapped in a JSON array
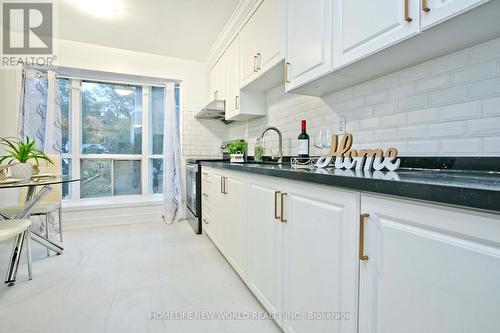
[{"x1": 61, "y1": 78, "x2": 167, "y2": 203}]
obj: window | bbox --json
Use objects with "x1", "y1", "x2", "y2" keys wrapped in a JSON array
[{"x1": 60, "y1": 78, "x2": 179, "y2": 200}]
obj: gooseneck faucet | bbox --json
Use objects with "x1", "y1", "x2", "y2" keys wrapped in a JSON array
[{"x1": 260, "y1": 126, "x2": 283, "y2": 163}]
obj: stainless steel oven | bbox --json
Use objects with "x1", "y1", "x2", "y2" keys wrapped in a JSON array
[{"x1": 185, "y1": 162, "x2": 200, "y2": 233}]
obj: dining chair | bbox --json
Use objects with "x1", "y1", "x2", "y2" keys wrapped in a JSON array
[
  {"x1": 0, "y1": 155, "x2": 63, "y2": 255},
  {"x1": 0, "y1": 219, "x2": 32, "y2": 283}
]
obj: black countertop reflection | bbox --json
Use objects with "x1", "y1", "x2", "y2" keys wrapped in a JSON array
[{"x1": 200, "y1": 161, "x2": 500, "y2": 214}]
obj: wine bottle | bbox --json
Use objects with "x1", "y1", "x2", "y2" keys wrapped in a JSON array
[{"x1": 298, "y1": 120, "x2": 310, "y2": 157}]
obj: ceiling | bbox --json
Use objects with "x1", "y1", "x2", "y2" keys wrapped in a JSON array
[{"x1": 56, "y1": 0, "x2": 241, "y2": 61}]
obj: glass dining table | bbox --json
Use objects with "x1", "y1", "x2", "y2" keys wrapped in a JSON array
[{"x1": 0, "y1": 175, "x2": 84, "y2": 286}]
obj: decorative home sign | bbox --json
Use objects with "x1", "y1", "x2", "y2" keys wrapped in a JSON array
[{"x1": 315, "y1": 133, "x2": 401, "y2": 171}]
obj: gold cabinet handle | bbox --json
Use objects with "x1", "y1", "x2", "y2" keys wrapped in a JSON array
[
  {"x1": 220, "y1": 177, "x2": 224, "y2": 193},
  {"x1": 404, "y1": 0, "x2": 413, "y2": 22},
  {"x1": 280, "y1": 193, "x2": 287, "y2": 223},
  {"x1": 359, "y1": 213, "x2": 369, "y2": 261},
  {"x1": 253, "y1": 55, "x2": 258, "y2": 72},
  {"x1": 235, "y1": 95, "x2": 239, "y2": 110},
  {"x1": 203, "y1": 218, "x2": 209, "y2": 224},
  {"x1": 223, "y1": 177, "x2": 228, "y2": 194},
  {"x1": 285, "y1": 62, "x2": 290, "y2": 83},
  {"x1": 274, "y1": 191, "x2": 281, "y2": 219},
  {"x1": 422, "y1": 0, "x2": 430, "y2": 12},
  {"x1": 203, "y1": 193, "x2": 208, "y2": 198},
  {"x1": 256, "y1": 53, "x2": 262, "y2": 70}
]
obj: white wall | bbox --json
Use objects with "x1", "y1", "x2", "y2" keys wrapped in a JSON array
[{"x1": 228, "y1": 37, "x2": 500, "y2": 157}]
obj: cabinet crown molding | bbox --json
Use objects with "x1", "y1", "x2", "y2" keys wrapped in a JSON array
[{"x1": 205, "y1": 0, "x2": 262, "y2": 69}]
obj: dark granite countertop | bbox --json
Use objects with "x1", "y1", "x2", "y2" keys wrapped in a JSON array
[{"x1": 200, "y1": 161, "x2": 500, "y2": 214}]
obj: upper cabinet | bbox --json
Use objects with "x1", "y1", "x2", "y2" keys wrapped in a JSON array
[
  {"x1": 332, "y1": 0, "x2": 420, "y2": 69},
  {"x1": 209, "y1": 53, "x2": 226, "y2": 101},
  {"x1": 420, "y1": 0, "x2": 489, "y2": 29},
  {"x1": 225, "y1": 36, "x2": 240, "y2": 119},
  {"x1": 285, "y1": 0, "x2": 499, "y2": 96},
  {"x1": 240, "y1": 0, "x2": 285, "y2": 88},
  {"x1": 285, "y1": 0, "x2": 333, "y2": 91}
]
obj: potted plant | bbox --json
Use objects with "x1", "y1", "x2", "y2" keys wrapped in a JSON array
[
  {"x1": 0, "y1": 137, "x2": 53, "y2": 179},
  {"x1": 227, "y1": 140, "x2": 248, "y2": 163}
]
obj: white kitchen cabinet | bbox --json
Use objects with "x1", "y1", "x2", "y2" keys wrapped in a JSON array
[
  {"x1": 255, "y1": 0, "x2": 284, "y2": 74},
  {"x1": 209, "y1": 53, "x2": 226, "y2": 101},
  {"x1": 239, "y1": 8, "x2": 260, "y2": 87},
  {"x1": 247, "y1": 175, "x2": 284, "y2": 326},
  {"x1": 359, "y1": 195, "x2": 500, "y2": 333},
  {"x1": 206, "y1": 171, "x2": 226, "y2": 251},
  {"x1": 225, "y1": 36, "x2": 240, "y2": 119},
  {"x1": 222, "y1": 172, "x2": 246, "y2": 277},
  {"x1": 240, "y1": 0, "x2": 284, "y2": 88},
  {"x1": 282, "y1": 181, "x2": 359, "y2": 333},
  {"x1": 285, "y1": 0, "x2": 333, "y2": 91},
  {"x1": 332, "y1": 0, "x2": 420, "y2": 69},
  {"x1": 202, "y1": 168, "x2": 247, "y2": 276},
  {"x1": 421, "y1": 0, "x2": 489, "y2": 29}
]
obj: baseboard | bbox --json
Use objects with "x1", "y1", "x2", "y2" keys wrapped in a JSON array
[{"x1": 63, "y1": 203, "x2": 163, "y2": 230}]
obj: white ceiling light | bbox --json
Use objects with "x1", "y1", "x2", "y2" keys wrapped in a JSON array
[
  {"x1": 114, "y1": 88, "x2": 133, "y2": 96},
  {"x1": 72, "y1": 0, "x2": 123, "y2": 18}
]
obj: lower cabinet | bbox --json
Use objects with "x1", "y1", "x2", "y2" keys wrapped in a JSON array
[
  {"x1": 282, "y1": 181, "x2": 359, "y2": 333},
  {"x1": 359, "y1": 194, "x2": 500, "y2": 333},
  {"x1": 247, "y1": 176, "x2": 285, "y2": 326},
  {"x1": 202, "y1": 167, "x2": 500, "y2": 333}
]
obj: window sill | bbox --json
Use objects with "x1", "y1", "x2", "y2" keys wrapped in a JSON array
[{"x1": 62, "y1": 194, "x2": 163, "y2": 211}]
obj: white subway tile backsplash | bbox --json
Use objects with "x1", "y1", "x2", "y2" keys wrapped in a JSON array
[
  {"x1": 399, "y1": 94, "x2": 428, "y2": 111},
  {"x1": 407, "y1": 140, "x2": 440, "y2": 154},
  {"x1": 439, "y1": 101, "x2": 482, "y2": 120},
  {"x1": 416, "y1": 74, "x2": 449, "y2": 93},
  {"x1": 429, "y1": 121, "x2": 466, "y2": 138},
  {"x1": 408, "y1": 108, "x2": 438, "y2": 124},
  {"x1": 484, "y1": 137, "x2": 500, "y2": 153},
  {"x1": 451, "y1": 61, "x2": 495, "y2": 84},
  {"x1": 365, "y1": 90, "x2": 388, "y2": 105},
  {"x1": 469, "y1": 78, "x2": 500, "y2": 99},
  {"x1": 359, "y1": 117, "x2": 380, "y2": 129},
  {"x1": 380, "y1": 113, "x2": 407, "y2": 127},
  {"x1": 430, "y1": 86, "x2": 467, "y2": 106},
  {"x1": 219, "y1": 37, "x2": 500, "y2": 157},
  {"x1": 388, "y1": 83, "x2": 415, "y2": 100},
  {"x1": 468, "y1": 117, "x2": 500, "y2": 135},
  {"x1": 484, "y1": 96, "x2": 500, "y2": 115},
  {"x1": 427, "y1": 50, "x2": 468, "y2": 74},
  {"x1": 469, "y1": 38, "x2": 500, "y2": 64},
  {"x1": 441, "y1": 138, "x2": 482, "y2": 154}
]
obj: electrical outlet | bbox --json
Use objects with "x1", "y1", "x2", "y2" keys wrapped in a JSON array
[{"x1": 336, "y1": 115, "x2": 346, "y2": 134}]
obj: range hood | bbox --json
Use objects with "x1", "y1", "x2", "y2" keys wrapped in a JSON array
[{"x1": 195, "y1": 100, "x2": 233, "y2": 124}]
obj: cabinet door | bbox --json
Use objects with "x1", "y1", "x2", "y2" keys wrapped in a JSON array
[
  {"x1": 333, "y1": 0, "x2": 420, "y2": 69},
  {"x1": 225, "y1": 36, "x2": 240, "y2": 119},
  {"x1": 285, "y1": 0, "x2": 333, "y2": 91},
  {"x1": 210, "y1": 54, "x2": 226, "y2": 101},
  {"x1": 359, "y1": 195, "x2": 500, "y2": 333},
  {"x1": 208, "y1": 173, "x2": 226, "y2": 251},
  {"x1": 256, "y1": 0, "x2": 284, "y2": 72},
  {"x1": 421, "y1": 0, "x2": 489, "y2": 29},
  {"x1": 283, "y1": 182, "x2": 359, "y2": 333},
  {"x1": 240, "y1": 12, "x2": 260, "y2": 87},
  {"x1": 224, "y1": 173, "x2": 246, "y2": 277},
  {"x1": 247, "y1": 175, "x2": 284, "y2": 324}
]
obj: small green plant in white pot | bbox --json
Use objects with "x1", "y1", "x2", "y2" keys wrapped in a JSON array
[
  {"x1": 0, "y1": 137, "x2": 53, "y2": 179},
  {"x1": 227, "y1": 140, "x2": 247, "y2": 163}
]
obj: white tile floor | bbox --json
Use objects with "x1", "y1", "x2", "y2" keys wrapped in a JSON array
[{"x1": 0, "y1": 221, "x2": 282, "y2": 333}]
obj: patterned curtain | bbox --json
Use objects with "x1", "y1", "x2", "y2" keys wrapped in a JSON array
[
  {"x1": 19, "y1": 69, "x2": 61, "y2": 154},
  {"x1": 162, "y1": 82, "x2": 185, "y2": 224}
]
